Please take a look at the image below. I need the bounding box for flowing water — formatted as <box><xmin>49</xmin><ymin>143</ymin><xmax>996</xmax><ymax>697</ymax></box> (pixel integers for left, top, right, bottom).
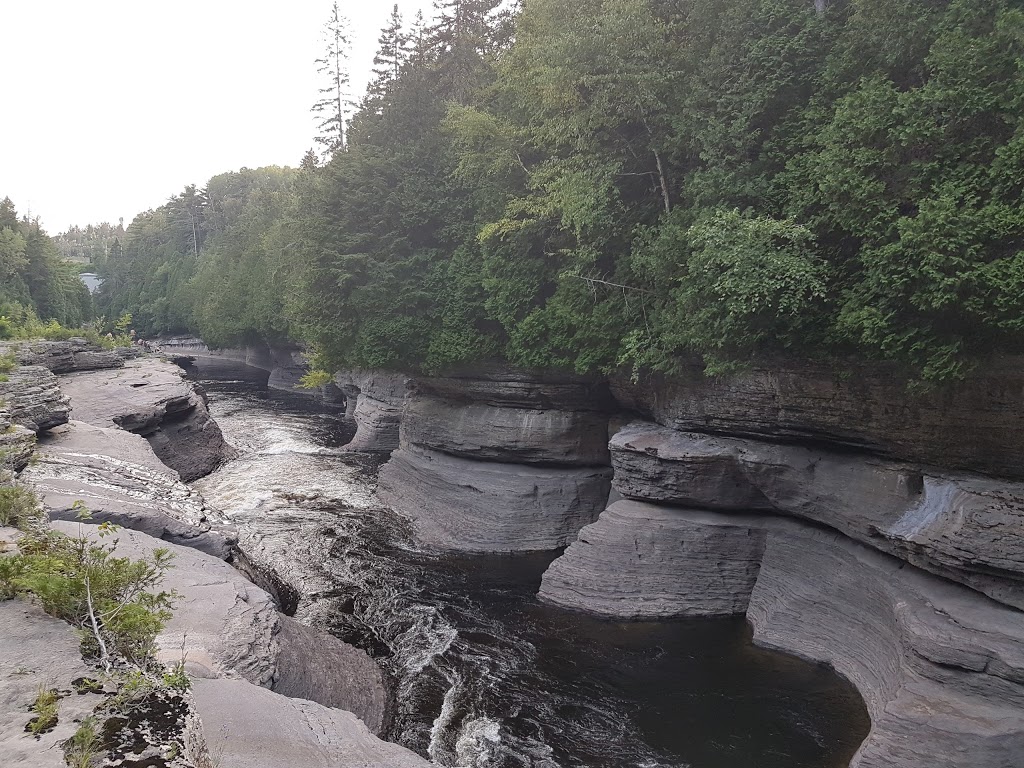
<box><xmin>183</xmin><ymin>359</ymin><xmax>869</xmax><ymax>768</ymax></box>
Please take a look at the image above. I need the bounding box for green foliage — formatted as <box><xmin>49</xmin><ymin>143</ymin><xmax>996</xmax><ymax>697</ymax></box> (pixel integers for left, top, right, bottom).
<box><xmin>95</xmin><ymin>0</ymin><xmax>1024</xmax><ymax>382</ymax></box>
<box><xmin>9</xmin><ymin>522</ymin><xmax>175</xmax><ymax>668</ymax></box>
<box><xmin>297</xmin><ymin>370</ymin><xmax>333</xmax><ymax>389</ymax></box>
<box><xmin>63</xmin><ymin>716</ymin><xmax>100</xmax><ymax>768</ymax></box>
<box><xmin>0</xmin><ymin>485</ymin><xmax>43</xmax><ymax>529</ymax></box>
<box><xmin>27</xmin><ymin>686</ymin><xmax>59</xmax><ymax>735</ymax></box>
<box><xmin>0</xmin><ymin>352</ymin><xmax>16</xmax><ymax>374</ymax></box>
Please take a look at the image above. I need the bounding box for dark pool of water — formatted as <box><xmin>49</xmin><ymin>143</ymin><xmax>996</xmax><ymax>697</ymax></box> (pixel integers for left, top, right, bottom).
<box><xmin>182</xmin><ymin>358</ymin><xmax>870</xmax><ymax>768</ymax></box>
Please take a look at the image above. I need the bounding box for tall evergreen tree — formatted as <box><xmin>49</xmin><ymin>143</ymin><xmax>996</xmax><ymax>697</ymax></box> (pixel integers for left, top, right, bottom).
<box><xmin>312</xmin><ymin>2</ymin><xmax>352</xmax><ymax>158</ymax></box>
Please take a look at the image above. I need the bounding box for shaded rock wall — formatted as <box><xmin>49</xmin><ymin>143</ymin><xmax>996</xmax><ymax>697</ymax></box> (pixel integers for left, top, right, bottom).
<box><xmin>378</xmin><ymin>370</ymin><xmax>614</xmax><ymax>551</ymax></box>
<box><xmin>57</xmin><ymin>357</ymin><xmax>234</xmax><ymax>481</ymax></box>
<box><xmin>0</xmin><ymin>338</ymin><xmax>137</xmax><ymax>374</ymax></box>
<box><xmin>334</xmin><ymin>370</ymin><xmax>411</xmax><ymax>452</ymax></box>
<box><xmin>610</xmin><ymin>422</ymin><xmax>1024</xmax><ymax>610</ymax></box>
<box><xmin>539</xmin><ymin>502</ymin><xmax>1024</xmax><ymax>768</ymax></box>
<box><xmin>0</xmin><ymin>364</ymin><xmax>70</xmax><ymax>431</ymax></box>
<box><xmin>611</xmin><ymin>358</ymin><xmax>1024</xmax><ymax>479</ymax></box>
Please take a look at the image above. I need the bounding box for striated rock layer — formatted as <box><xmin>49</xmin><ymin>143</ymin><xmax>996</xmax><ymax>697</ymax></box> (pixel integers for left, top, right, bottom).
<box><xmin>540</xmin><ymin>502</ymin><xmax>1024</xmax><ymax>768</ymax></box>
<box><xmin>0</xmin><ymin>364</ymin><xmax>70</xmax><ymax>431</ymax></box>
<box><xmin>334</xmin><ymin>370</ymin><xmax>411</xmax><ymax>452</ymax></box>
<box><xmin>610</xmin><ymin>422</ymin><xmax>1024</xmax><ymax>610</ymax></box>
<box><xmin>379</xmin><ymin>444</ymin><xmax>612</xmax><ymax>551</ymax></box>
<box><xmin>379</xmin><ymin>369</ymin><xmax>614</xmax><ymax>551</ymax></box>
<box><xmin>0</xmin><ymin>338</ymin><xmax>137</xmax><ymax>374</ymax></box>
<box><xmin>611</xmin><ymin>358</ymin><xmax>1024</xmax><ymax>479</ymax></box>
<box><xmin>58</xmin><ymin>357</ymin><xmax>235</xmax><ymax>481</ymax></box>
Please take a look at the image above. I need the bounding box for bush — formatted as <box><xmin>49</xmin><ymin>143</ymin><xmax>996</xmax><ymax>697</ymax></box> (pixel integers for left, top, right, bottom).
<box><xmin>0</xmin><ymin>485</ymin><xmax>42</xmax><ymax>529</ymax></box>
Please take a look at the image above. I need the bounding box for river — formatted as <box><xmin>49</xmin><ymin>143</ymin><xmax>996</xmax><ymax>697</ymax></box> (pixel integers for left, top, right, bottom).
<box><xmin>183</xmin><ymin>359</ymin><xmax>869</xmax><ymax>768</ymax></box>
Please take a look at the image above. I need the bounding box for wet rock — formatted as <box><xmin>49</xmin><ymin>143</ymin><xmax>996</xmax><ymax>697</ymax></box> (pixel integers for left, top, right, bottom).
<box><xmin>334</xmin><ymin>371</ymin><xmax>410</xmax><ymax>453</ymax></box>
<box><xmin>189</xmin><ymin>678</ymin><xmax>429</xmax><ymax>768</ymax></box>
<box><xmin>57</xmin><ymin>358</ymin><xmax>235</xmax><ymax>481</ymax></box>
<box><xmin>378</xmin><ymin>445</ymin><xmax>612</xmax><ymax>552</ymax></box>
<box><xmin>539</xmin><ymin>504</ymin><xmax>1024</xmax><ymax>768</ymax></box>
<box><xmin>610</xmin><ymin>422</ymin><xmax>1024</xmax><ymax>609</ymax></box>
<box><xmin>0</xmin><ymin>597</ymin><xmax>106</xmax><ymax>767</ymax></box>
<box><xmin>0</xmin><ymin>364</ymin><xmax>70</xmax><ymax>432</ymax></box>
<box><xmin>611</xmin><ymin>357</ymin><xmax>1024</xmax><ymax>480</ymax></box>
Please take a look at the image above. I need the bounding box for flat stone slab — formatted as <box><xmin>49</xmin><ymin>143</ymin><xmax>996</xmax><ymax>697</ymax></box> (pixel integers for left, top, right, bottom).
<box><xmin>191</xmin><ymin>678</ymin><xmax>429</xmax><ymax>768</ymax></box>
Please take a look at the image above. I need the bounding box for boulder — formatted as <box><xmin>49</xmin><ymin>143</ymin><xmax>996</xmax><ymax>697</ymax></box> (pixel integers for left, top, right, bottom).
<box><xmin>611</xmin><ymin>357</ymin><xmax>1024</xmax><ymax>479</ymax></box>
<box><xmin>57</xmin><ymin>358</ymin><xmax>235</xmax><ymax>481</ymax></box>
<box><xmin>539</xmin><ymin>503</ymin><xmax>1024</xmax><ymax>768</ymax></box>
<box><xmin>378</xmin><ymin>445</ymin><xmax>612</xmax><ymax>551</ymax></box>
<box><xmin>610</xmin><ymin>422</ymin><xmax>1024</xmax><ymax>609</ymax></box>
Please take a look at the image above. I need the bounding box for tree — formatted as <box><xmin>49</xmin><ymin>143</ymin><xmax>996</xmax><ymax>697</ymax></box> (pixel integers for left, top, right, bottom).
<box><xmin>312</xmin><ymin>2</ymin><xmax>353</xmax><ymax>158</ymax></box>
<box><xmin>365</xmin><ymin>4</ymin><xmax>409</xmax><ymax>108</ymax></box>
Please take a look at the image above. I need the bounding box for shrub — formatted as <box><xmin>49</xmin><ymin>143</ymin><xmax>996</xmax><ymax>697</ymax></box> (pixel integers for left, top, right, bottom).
<box><xmin>0</xmin><ymin>485</ymin><xmax>42</xmax><ymax>529</ymax></box>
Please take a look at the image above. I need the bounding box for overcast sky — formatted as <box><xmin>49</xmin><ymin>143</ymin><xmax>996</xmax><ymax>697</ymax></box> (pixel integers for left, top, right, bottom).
<box><xmin>1</xmin><ymin>0</ymin><xmax>436</xmax><ymax>233</ymax></box>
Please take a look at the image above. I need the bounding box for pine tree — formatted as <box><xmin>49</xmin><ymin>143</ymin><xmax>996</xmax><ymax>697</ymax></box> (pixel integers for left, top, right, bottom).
<box><xmin>366</xmin><ymin>4</ymin><xmax>409</xmax><ymax>106</ymax></box>
<box><xmin>426</xmin><ymin>0</ymin><xmax>502</xmax><ymax>104</ymax></box>
<box><xmin>312</xmin><ymin>2</ymin><xmax>352</xmax><ymax>158</ymax></box>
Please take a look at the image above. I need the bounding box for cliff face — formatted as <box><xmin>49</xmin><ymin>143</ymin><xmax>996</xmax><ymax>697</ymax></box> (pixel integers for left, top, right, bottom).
<box><xmin>377</xmin><ymin>369</ymin><xmax>613</xmax><ymax>551</ymax></box>
<box><xmin>367</xmin><ymin>360</ymin><xmax>1024</xmax><ymax>768</ymax></box>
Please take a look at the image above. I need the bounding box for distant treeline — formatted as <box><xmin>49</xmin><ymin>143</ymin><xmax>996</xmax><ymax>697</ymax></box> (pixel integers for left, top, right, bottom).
<box><xmin>0</xmin><ymin>197</ymin><xmax>93</xmax><ymax>332</ymax></box>
<box><xmin>96</xmin><ymin>0</ymin><xmax>1024</xmax><ymax>382</ymax></box>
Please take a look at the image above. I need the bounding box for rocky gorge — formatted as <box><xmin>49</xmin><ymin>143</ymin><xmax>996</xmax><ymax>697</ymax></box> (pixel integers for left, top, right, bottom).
<box><xmin>0</xmin><ymin>340</ymin><xmax>430</xmax><ymax>768</ymax></box>
<box><xmin>6</xmin><ymin>336</ymin><xmax>1022</xmax><ymax>767</ymax></box>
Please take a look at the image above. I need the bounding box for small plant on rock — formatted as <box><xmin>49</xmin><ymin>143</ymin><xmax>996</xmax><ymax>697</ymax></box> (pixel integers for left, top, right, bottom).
<box><xmin>0</xmin><ymin>485</ymin><xmax>44</xmax><ymax>529</ymax></box>
<box><xmin>26</xmin><ymin>686</ymin><xmax>59</xmax><ymax>735</ymax></box>
<box><xmin>63</xmin><ymin>716</ymin><xmax>101</xmax><ymax>768</ymax></box>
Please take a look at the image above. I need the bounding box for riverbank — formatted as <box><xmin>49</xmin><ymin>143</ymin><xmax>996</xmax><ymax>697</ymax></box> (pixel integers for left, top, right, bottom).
<box><xmin>0</xmin><ymin>342</ymin><xmax>429</xmax><ymax>767</ymax></box>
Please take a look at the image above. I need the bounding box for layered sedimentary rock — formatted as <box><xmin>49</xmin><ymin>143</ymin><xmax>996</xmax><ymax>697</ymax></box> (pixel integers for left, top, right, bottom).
<box><xmin>58</xmin><ymin>357</ymin><xmax>234</xmax><ymax>481</ymax></box>
<box><xmin>612</xmin><ymin>358</ymin><xmax>1024</xmax><ymax>479</ymax></box>
<box><xmin>25</xmin><ymin>420</ymin><xmax>234</xmax><ymax>559</ymax></box>
<box><xmin>610</xmin><ymin>422</ymin><xmax>1024</xmax><ymax>609</ymax></box>
<box><xmin>540</xmin><ymin>503</ymin><xmax>1024</xmax><ymax>768</ymax></box>
<box><xmin>334</xmin><ymin>370</ymin><xmax>411</xmax><ymax>452</ymax></box>
<box><xmin>0</xmin><ymin>364</ymin><xmax>70</xmax><ymax>431</ymax></box>
<box><xmin>0</xmin><ymin>338</ymin><xmax>136</xmax><ymax>374</ymax></box>
<box><xmin>0</xmin><ymin>402</ymin><xmax>36</xmax><ymax>472</ymax></box>
<box><xmin>379</xmin><ymin>370</ymin><xmax>614</xmax><ymax>551</ymax></box>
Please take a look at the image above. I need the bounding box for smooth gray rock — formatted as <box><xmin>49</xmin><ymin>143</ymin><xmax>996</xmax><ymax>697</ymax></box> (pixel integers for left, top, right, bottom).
<box><xmin>0</xmin><ymin>364</ymin><xmax>70</xmax><ymax>431</ymax></box>
<box><xmin>0</xmin><ymin>597</ymin><xmax>106</xmax><ymax>767</ymax></box>
<box><xmin>611</xmin><ymin>357</ymin><xmax>1024</xmax><ymax>479</ymax></box>
<box><xmin>610</xmin><ymin>422</ymin><xmax>1024</xmax><ymax>609</ymax></box>
<box><xmin>378</xmin><ymin>445</ymin><xmax>612</xmax><ymax>551</ymax></box>
<box><xmin>334</xmin><ymin>371</ymin><xmax>410</xmax><ymax>453</ymax></box>
<box><xmin>58</xmin><ymin>358</ymin><xmax>235</xmax><ymax>481</ymax></box>
<box><xmin>539</xmin><ymin>501</ymin><xmax>766</xmax><ymax>618</ymax></box>
<box><xmin>401</xmin><ymin>393</ymin><xmax>610</xmax><ymax>466</ymax></box>
<box><xmin>26</xmin><ymin>421</ymin><xmax>234</xmax><ymax>560</ymax></box>
<box><xmin>190</xmin><ymin>678</ymin><xmax>430</xmax><ymax>768</ymax></box>
<box><xmin>540</xmin><ymin>504</ymin><xmax>1024</xmax><ymax>768</ymax></box>
<box><xmin>49</xmin><ymin>521</ymin><xmax>387</xmax><ymax>730</ymax></box>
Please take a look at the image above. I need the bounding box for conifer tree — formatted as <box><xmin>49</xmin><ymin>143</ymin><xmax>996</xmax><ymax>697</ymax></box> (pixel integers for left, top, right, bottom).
<box><xmin>312</xmin><ymin>2</ymin><xmax>352</xmax><ymax>158</ymax></box>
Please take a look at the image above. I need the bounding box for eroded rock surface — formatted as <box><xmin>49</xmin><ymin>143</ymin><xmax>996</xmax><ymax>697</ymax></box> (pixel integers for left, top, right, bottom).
<box><xmin>0</xmin><ymin>403</ymin><xmax>36</xmax><ymax>472</ymax></box>
<box><xmin>540</xmin><ymin>504</ymin><xmax>1024</xmax><ymax>768</ymax></box>
<box><xmin>0</xmin><ymin>338</ymin><xmax>135</xmax><ymax>374</ymax></box>
<box><xmin>610</xmin><ymin>422</ymin><xmax>1024</xmax><ymax>609</ymax></box>
<box><xmin>190</xmin><ymin>679</ymin><xmax>429</xmax><ymax>768</ymax></box>
<box><xmin>50</xmin><ymin>521</ymin><xmax>387</xmax><ymax>732</ymax></box>
<box><xmin>0</xmin><ymin>364</ymin><xmax>70</xmax><ymax>432</ymax></box>
<box><xmin>0</xmin><ymin>597</ymin><xmax>106</xmax><ymax>767</ymax></box>
<box><xmin>334</xmin><ymin>371</ymin><xmax>410</xmax><ymax>453</ymax></box>
<box><xmin>58</xmin><ymin>358</ymin><xmax>234</xmax><ymax>481</ymax></box>
<box><xmin>379</xmin><ymin>444</ymin><xmax>612</xmax><ymax>551</ymax></box>
<box><xmin>25</xmin><ymin>421</ymin><xmax>233</xmax><ymax>559</ymax></box>
<box><xmin>612</xmin><ymin>358</ymin><xmax>1024</xmax><ymax>479</ymax></box>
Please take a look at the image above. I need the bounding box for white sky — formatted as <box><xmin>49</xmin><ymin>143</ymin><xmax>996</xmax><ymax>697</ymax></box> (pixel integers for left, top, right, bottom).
<box><xmin>1</xmin><ymin>0</ymin><xmax>436</xmax><ymax>233</ymax></box>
